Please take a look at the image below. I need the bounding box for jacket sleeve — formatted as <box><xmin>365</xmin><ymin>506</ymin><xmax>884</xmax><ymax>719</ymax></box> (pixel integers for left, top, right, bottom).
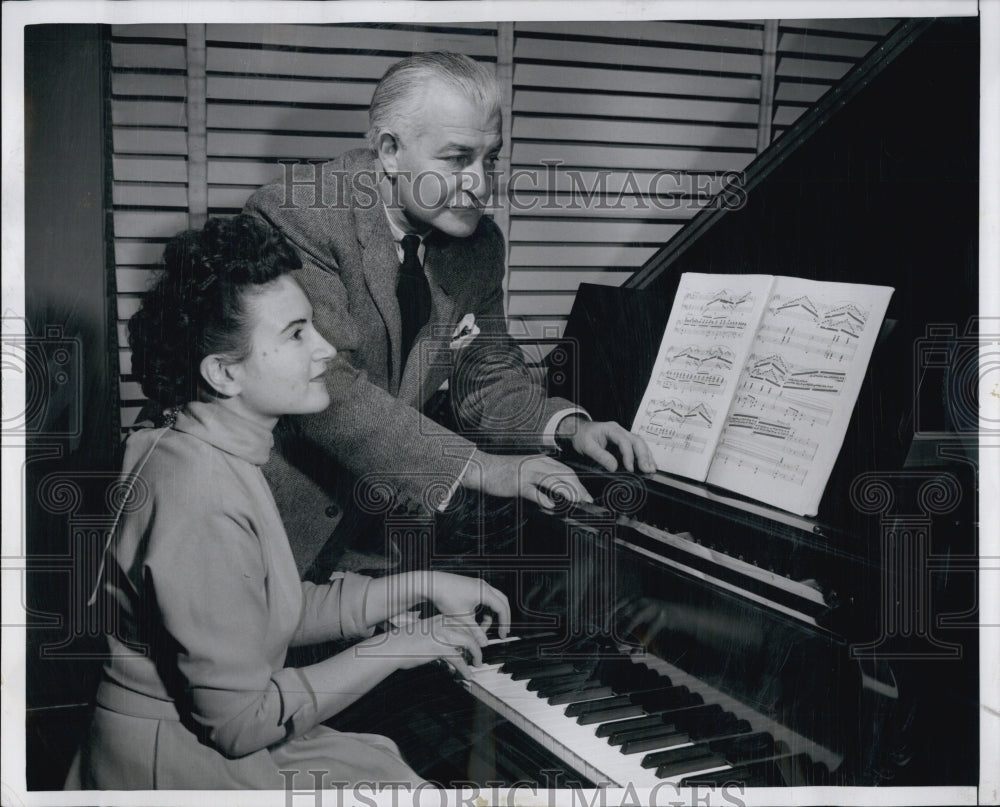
<box><xmin>449</xmin><ymin>218</ymin><xmax>582</xmax><ymax>450</ymax></box>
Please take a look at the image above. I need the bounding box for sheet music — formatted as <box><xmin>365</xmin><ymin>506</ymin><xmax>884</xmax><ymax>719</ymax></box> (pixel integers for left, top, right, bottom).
<box><xmin>632</xmin><ymin>273</ymin><xmax>893</xmax><ymax>517</ymax></box>
<box><xmin>705</xmin><ymin>276</ymin><xmax>893</xmax><ymax>515</ymax></box>
<box><xmin>631</xmin><ymin>274</ymin><xmax>774</xmax><ymax>481</ymax></box>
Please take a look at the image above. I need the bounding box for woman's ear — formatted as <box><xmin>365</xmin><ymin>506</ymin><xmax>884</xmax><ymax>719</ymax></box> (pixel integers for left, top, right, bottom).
<box><xmin>375</xmin><ymin>130</ymin><xmax>401</xmax><ymax>175</ymax></box>
<box><xmin>199</xmin><ymin>354</ymin><xmax>242</xmax><ymax>398</ymax></box>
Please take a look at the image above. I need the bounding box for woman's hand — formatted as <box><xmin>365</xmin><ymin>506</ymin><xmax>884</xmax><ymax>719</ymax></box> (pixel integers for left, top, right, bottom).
<box><xmin>424</xmin><ymin>571</ymin><xmax>511</xmax><ymax>640</ymax></box>
<box><xmin>366</xmin><ymin>613</ymin><xmax>488</xmax><ymax>678</ymax></box>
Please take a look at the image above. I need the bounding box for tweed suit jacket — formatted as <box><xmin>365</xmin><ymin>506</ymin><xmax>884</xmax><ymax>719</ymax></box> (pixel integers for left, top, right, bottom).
<box><xmin>245</xmin><ymin>150</ymin><xmax>574</xmax><ymax>573</ymax></box>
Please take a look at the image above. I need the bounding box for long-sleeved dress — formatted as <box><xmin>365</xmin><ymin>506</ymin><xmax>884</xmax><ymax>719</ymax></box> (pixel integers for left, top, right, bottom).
<box><xmin>65</xmin><ymin>401</ymin><xmax>423</xmax><ymax>789</ymax></box>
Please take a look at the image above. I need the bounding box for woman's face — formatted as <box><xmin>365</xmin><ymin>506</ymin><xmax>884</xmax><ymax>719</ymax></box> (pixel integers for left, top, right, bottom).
<box><xmin>229</xmin><ymin>275</ymin><xmax>336</xmax><ymax>427</ymax></box>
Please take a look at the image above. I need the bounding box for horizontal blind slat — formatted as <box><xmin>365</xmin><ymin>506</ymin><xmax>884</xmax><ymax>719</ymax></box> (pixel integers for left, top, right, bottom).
<box><xmin>207</xmin><ymin>104</ymin><xmax>369</xmax><ymax>134</ymax></box>
<box><xmin>207</xmin><ymin>74</ymin><xmax>375</xmax><ymax>105</ymax></box>
<box><xmin>777</xmin><ymin>31</ymin><xmax>879</xmax><ymax>59</ymax></box>
<box><xmin>508</xmin><ymin>293</ymin><xmax>578</xmax><ymax>317</ymax></box>
<box><xmin>509</xmin><ymin>245</ymin><xmax>659</xmax><ymax>268</ymax></box>
<box><xmin>111</xmin><ymin>24</ymin><xmax>187</xmax><ymax>39</ymax></box>
<box><xmin>116</xmin><ymin>267</ymin><xmax>160</xmax><ymax>293</ymax></box>
<box><xmin>112</xmin><ymin>72</ymin><xmax>187</xmax><ymax>97</ymax></box>
<box><xmin>776</xmin><ymin>56</ymin><xmax>852</xmax><ymax>81</ymax></box>
<box><xmin>777</xmin><ymin>18</ymin><xmax>899</xmax><ymax>37</ymax></box>
<box><xmin>114</xmin><ymin>211</ymin><xmax>190</xmax><ymax>237</ymax></box>
<box><xmin>513</xmin><ymin>117</ymin><xmax>757</xmax><ymax>149</ymax></box>
<box><xmin>206</xmin><ymin>23</ymin><xmax>497</xmax><ymax>56</ymax></box>
<box><xmin>512</xmin><ymin>143</ymin><xmax>754</xmax><ymax>172</ymax></box>
<box><xmin>113</xmin><ymin>128</ymin><xmax>188</xmax><ymax>155</ymax></box>
<box><xmin>206</xmin><ymin>132</ymin><xmax>365</xmax><ymax>159</ymax></box>
<box><xmin>514</xmin><ymin>38</ymin><xmax>762</xmax><ymax>76</ymax></box>
<box><xmin>515</xmin><ymin>21</ymin><xmax>763</xmax><ymax>51</ymax></box>
<box><xmin>113</xmin><ymin>100</ymin><xmax>187</xmax><ymax>127</ymax></box>
<box><xmin>514</xmin><ymin>63</ymin><xmax>761</xmax><ymax>99</ymax></box>
<box><xmin>508</xmin><ymin>270</ymin><xmax>634</xmax><ymax>291</ymax></box>
<box><xmin>111</xmin><ymin>42</ymin><xmax>186</xmax><ymax>70</ymax></box>
<box><xmin>506</xmin><ymin>168</ymin><xmax>732</xmax><ymax>195</ymax></box>
<box><xmin>208</xmin><ymin>49</ymin><xmax>404</xmax><ymax>78</ymax></box>
<box><xmin>115</xmin><ymin>241</ymin><xmax>168</xmax><ymax>266</ymax></box>
<box><xmin>113</xmin><ymin>155</ymin><xmax>188</xmax><ymax>183</ymax></box>
<box><xmin>510</xmin><ymin>220</ymin><xmax>683</xmax><ymax>243</ymax></box>
<box><xmin>513</xmin><ymin>90</ymin><xmax>759</xmax><ymax>124</ymax></box>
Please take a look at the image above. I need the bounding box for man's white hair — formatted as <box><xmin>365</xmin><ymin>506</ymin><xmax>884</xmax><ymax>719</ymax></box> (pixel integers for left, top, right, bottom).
<box><xmin>367</xmin><ymin>51</ymin><xmax>502</xmax><ymax>149</ymax></box>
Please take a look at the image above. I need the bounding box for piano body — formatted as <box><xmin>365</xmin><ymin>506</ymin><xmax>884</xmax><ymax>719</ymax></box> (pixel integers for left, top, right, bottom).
<box><xmin>328</xmin><ymin>17</ymin><xmax>980</xmax><ymax>789</ymax></box>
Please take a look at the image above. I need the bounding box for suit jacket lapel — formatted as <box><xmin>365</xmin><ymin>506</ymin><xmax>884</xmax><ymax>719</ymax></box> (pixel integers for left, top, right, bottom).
<box><xmin>355</xmin><ymin>193</ymin><xmax>404</xmax><ymax>392</ymax></box>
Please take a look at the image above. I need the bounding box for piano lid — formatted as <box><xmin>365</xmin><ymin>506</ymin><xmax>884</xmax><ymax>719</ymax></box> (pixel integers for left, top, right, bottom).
<box><xmin>550</xmin><ymin>17</ymin><xmax>979</xmax><ymax>532</ymax></box>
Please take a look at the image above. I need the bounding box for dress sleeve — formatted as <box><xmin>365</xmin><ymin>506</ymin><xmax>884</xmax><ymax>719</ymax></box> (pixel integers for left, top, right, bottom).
<box><xmin>143</xmin><ymin>469</ymin><xmax>328</xmax><ymax>758</ymax></box>
<box><xmin>292</xmin><ymin>572</ymin><xmax>374</xmax><ymax>646</ymax></box>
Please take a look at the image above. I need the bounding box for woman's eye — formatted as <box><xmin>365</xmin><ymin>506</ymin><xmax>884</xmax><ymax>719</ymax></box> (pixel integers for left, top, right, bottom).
<box><xmin>292</xmin><ymin>328</ymin><xmax>304</xmax><ymax>341</ymax></box>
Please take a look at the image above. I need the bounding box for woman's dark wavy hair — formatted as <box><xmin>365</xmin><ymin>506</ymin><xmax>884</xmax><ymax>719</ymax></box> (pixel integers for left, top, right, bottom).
<box><xmin>128</xmin><ymin>215</ymin><xmax>301</xmax><ymax>408</ymax></box>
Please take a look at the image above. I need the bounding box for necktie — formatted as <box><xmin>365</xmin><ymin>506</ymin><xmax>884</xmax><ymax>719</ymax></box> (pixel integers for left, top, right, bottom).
<box><xmin>396</xmin><ymin>233</ymin><xmax>432</xmax><ymax>362</ymax></box>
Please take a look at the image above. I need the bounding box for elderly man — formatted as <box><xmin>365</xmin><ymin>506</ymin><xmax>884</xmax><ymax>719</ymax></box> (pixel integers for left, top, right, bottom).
<box><xmin>246</xmin><ymin>52</ymin><xmax>653</xmax><ymax>578</ymax></box>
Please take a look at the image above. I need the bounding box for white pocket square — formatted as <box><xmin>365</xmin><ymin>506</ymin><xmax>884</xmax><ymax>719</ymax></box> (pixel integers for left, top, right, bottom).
<box><xmin>449</xmin><ymin>313</ymin><xmax>480</xmax><ymax>350</ymax></box>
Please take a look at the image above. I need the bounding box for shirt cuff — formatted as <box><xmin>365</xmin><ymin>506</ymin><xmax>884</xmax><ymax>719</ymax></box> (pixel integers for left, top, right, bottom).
<box><xmin>437</xmin><ymin>453</ymin><xmax>476</xmax><ymax>511</ymax></box>
<box><xmin>542</xmin><ymin>407</ymin><xmax>591</xmax><ymax>449</ymax></box>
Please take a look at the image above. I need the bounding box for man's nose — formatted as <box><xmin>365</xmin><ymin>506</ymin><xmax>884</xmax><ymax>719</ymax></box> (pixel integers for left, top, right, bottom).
<box><xmin>459</xmin><ymin>162</ymin><xmax>492</xmax><ymax>202</ymax></box>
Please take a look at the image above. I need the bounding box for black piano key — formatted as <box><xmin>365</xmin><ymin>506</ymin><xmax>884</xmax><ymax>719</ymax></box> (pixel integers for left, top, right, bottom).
<box><xmin>608</xmin><ymin>722</ymin><xmax>679</xmax><ymax>747</ymax></box>
<box><xmin>528</xmin><ymin>671</ymin><xmax>588</xmax><ymax>693</ymax></box>
<box><xmin>679</xmin><ymin>753</ymin><xmax>814</xmax><ymax>787</ymax></box>
<box><xmin>596</xmin><ymin>713</ymin><xmax>666</xmax><ymax>739</ymax></box>
<box><xmin>621</xmin><ymin>730</ymin><xmax>690</xmax><ymax>754</ymax></box>
<box><xmin>507</xmin><ymin>661</ymin><xmax>578</xmax><ymax>681</ymax></box>
<box><xmin>637</xmin><ymin>706</ymin><xmax>735</xmax><ymax>766</ymax></box>
<box><xmin>646</xmin><ymin>745</ymin><xmax>728</xmax><ymax>778</ymax></box>
<box><xmin>630</xmin><ymin>685</ymin><xmax>698</xmax><ymax>713</ymax></box>
<box><xmin>577</xmin><ymin>704</ymin><xmax>647</xmax><ymax>725</ymax></box>
<box><xmin>642</xmin><ymin>731</ymin><xmax>776</xmax><ymax>773</ymax></box>
<box><xmin>565</xmin><ymin>694</ymin><xmax>632</xmax><ymax>717</ymax></box>
<box><xmin>547</xmin><ymin>684</ymin><xmax>614</xmax><ymax>705</ymax></box>
<box><xmin>482</xmin><ymin>635</ymin><xmax>560</xmax><ymax>665</ymax></box>
<box><xmin>598</xmin><ymin>662</ymin><xmax>663</xmax><ymax>692</ymax></box>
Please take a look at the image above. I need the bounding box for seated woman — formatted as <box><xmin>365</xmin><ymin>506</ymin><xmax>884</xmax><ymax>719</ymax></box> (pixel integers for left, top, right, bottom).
<box><xmin>66</xmin><ymin>215</ymin><xmax>509</xmax><ymax>790</ymax></box>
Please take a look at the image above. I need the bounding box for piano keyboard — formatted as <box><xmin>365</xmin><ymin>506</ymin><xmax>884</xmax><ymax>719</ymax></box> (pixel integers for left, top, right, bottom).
<box><xmin>462</xmin><ymin>635</ymin><xmax>838</xmax><ymax>788</ymax></box>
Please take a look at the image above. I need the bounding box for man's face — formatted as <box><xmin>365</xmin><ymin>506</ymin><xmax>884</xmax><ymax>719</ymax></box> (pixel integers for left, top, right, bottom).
<box><xmin>379</xmin><ymin>81</ymin><xmax>502</xmax><ymax>239</ymax></box>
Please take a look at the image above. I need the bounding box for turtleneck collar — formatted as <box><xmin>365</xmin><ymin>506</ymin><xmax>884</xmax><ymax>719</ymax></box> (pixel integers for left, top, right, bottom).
<box><xmin>172</xmin><ymin>400</ymin><xmax>274</xmax><ymax>466</ymax></box>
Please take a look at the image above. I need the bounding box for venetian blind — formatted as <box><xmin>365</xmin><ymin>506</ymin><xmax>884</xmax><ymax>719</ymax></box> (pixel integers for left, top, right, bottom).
<box><xmin>109</xmin><ymin>19</ymin><xmax>898</xmax><ymax>431</ymax></box>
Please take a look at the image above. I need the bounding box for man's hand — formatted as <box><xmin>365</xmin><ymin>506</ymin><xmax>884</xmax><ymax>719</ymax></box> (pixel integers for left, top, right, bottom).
<box><xmin>465</xmin><ymin>451</ymin><xmax>595</xmax><ymax>509</ymax></box>
<box><xmin>558</xmin><ymin>417</ymin><xmax>657</xmax><ymax>474</ymax></box>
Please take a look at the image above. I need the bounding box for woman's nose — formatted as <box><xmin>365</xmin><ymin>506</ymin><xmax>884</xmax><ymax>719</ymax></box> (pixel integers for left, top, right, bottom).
<box><xmin>314</xmin><ymin>333</ymin><xmax>336</xmax><ymax>361</ymax></box>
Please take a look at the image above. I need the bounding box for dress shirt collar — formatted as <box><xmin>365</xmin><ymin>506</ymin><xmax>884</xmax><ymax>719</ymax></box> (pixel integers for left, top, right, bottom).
<box><xmin>173</xmin><ymin>400</ymin><xmax>274</xmax><ymax>466</ymax></box>
<box><xmin>382</xmin><ymin>201</ymin><xmax>431</xmax><ymax>265</ymax></box>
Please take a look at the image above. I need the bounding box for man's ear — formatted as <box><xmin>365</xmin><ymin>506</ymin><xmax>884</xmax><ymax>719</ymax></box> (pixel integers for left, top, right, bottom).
<box><xmin>375</xmin><ymin>130</ymin><xmax>401</xmax><ymax>175</ymax></box>
<box><xmin>200</xmin><ymin>354</ymin><xmax>242</xmax><ymax>398</ymax></box>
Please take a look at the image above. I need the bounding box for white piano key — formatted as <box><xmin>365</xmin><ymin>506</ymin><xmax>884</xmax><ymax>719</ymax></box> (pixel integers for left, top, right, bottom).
<box><xmin>463</xmin><ymin>638</ymin><xmax>745</xmax><ymax>790</ymax></box>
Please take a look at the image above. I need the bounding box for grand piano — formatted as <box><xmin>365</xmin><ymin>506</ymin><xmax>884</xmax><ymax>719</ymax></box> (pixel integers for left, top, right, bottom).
<box><xmin>328</xmin><ymin>17</ymin><xmax>980</xmax><ymax>789</ymax></box>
